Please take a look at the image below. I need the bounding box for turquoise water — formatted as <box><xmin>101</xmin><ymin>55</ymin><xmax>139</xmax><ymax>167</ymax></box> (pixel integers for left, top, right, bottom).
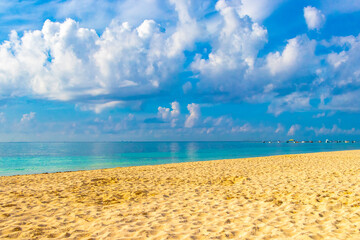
<box><xmin>0</xmin><ymin>142</ymin><xmax>359</xmax><ymax>176</ymax></box>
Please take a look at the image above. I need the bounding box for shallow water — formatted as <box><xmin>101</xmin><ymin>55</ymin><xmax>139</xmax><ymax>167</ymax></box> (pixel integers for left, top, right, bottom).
<box><xmin>0</xmin><ymin>141</ymin><xmax>359</xmax><ymax>176</ymax></box>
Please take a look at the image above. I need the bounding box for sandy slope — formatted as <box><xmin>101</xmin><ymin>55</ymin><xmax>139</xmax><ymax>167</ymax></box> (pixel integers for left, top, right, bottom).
<box><xmin>1</xmin><ymin>150</ymin><xmax>360</xmax><ymax>239</ymax></box>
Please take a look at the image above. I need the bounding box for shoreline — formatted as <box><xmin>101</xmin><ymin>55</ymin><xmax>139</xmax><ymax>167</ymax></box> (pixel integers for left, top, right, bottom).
<box><xmin>2</xmin><ymin>148</ymin><xmax>360</xmax><ymax>178</ymax></box>
<box><xmin>1</xmin><ymin>150</ymin><xmax>360</xmax><ymax>239</ymax></box>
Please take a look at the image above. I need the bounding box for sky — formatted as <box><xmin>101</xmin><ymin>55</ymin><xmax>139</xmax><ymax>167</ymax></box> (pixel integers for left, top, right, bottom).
<box><xmin>0</xmin><ymin>0</ymin><xmax>360</xmax><ymax>141</ymax></box>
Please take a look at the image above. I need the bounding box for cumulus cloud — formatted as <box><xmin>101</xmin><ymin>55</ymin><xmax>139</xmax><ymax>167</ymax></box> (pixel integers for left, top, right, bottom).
<box><xmin>327</xmin><ymin>51</ymin><xmax>348</xmax><ymax>69</ymax></box>
<box><xmin>268</xmin><ymin>92</ymin><xmax>311</xmax><ymax>116</ymax></box>
<box><xmin>318</xmin><ymin>35</ymin><xmax>360</xmax><ymax>112</ymax></box>
<box><xmin>158</xmin><ymin>101</ymin><xmax>180</xmax><ymax>127</ymax></box>
<box><xmin>266</xmin><ymin>35</ymin><xmax>317</xmax><ymax>77</ymax></box>
<box><xmin>287</xmin><ymin>124</ymin><xmax>300</xmax><ymax>136</ymax></box>
<box><xmin>21</xmin><ymin>112</ymin><xmax>36</xmax><ymax>123</ymax></box>
<box><xmin>185</xmin><ymin>103</ymin><xmax>200</xmax><ymax>128</ymax></box>
<box><xmin>0</xmin><ymin>1</ymin><xmax>273</xmax><ymax>114</ymax></box>
<box><xmin>192</xmin><ymin>0</ymin><xmax>268</xmax><ymax>99</ymax></box>
<box><xmin>237</xmin><ymin>0</ymin><xmax>286</xmax><ymax>22</ymax></box>
<box><xmin>304</xmin><ymin>6</ymin><xmax>326</xmax><ymax>30</ymax></box>
<box><xmin>170</xmin><ymin>101</ymin><xmax>180</xmax><ymax>118</ymax></box>
<box><xmin>158</xmin><ymin>101</ymin><xmax>180</xmax><ymax>119</ymax></box>
<box><xmin>0</xmin><ymin>8</ymin><xmax>191</xmax><ymax>106</ymax></box>
<box><xmin>189</xmin><ymin>4</ymin><xmax>320</xmax><ymax>114</ymax></box>
<box><xmin>0</xmin><ymin>0</ymin><xmax>360</xmax><ymax>120</ymax></box>
<box><xmin>167</xmin><ymin>0</ymin><xmax>200</xmax><ymax>57</ymax></box>
<box><xmin>320</xmin><ymin>91</ymin><xmax>360</xmax><ymax>112</ymax></box>
<box><xmin>157</xmin><ymin>106</ymin><xmax>171</xmax><ymax>120</ymax></box>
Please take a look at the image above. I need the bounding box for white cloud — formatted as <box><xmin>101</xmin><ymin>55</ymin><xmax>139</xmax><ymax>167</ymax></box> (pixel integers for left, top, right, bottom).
<box><xmin>0</xmin><ymin>12</ymin><xmax>189</xmax><ymax>106</ymax></box>
<box><xmin>237</xmin><ymin>0</ymin><xmax>286</xmax><ymax>22</ymax></box>
<box><xmin>0</xmin><ymin>0</ymin><xmax>360</xmax><ymax>119</ymax></box>
<box><xmin>304</xmin><ymin>6</ymin><xmax>326</xmax><ymax>30</ymax></box>
<box><xmin>136</xmin><ymin>19</ymin><xmax>158</xmax><ymax>39</ymax></box>
<box><xmin>77</xmin><ymin>101</ymin><xmax>130</xmax><ymax>114</ymax></box>
<box><xmin>287</xmin><ymin>124</ymin><xmax>300</xmax><ymax>136</ymax></box>
<box><xmin>170</xmin><ymin>101</ymin><xmax>180</xmax><ymax>118</ymax></box>
<box><xmin>317</xmin><ymin>35</ymin><xmax>360</xmax><ymax>112</ymax></box>
<box><xmin>326</xmin><ymin>35</ymin><xmax>360</xmax><ymax>83</ymax></box>
<box><xmin>185</xmin><ymin>103</ymin><xmax>200</xmax><ymax>128</ymax></box>
<box><xmin>166</xmin><ymin>0</ymin><xmax>200</xmax><ymax>57</ymax></box>
<box><xmin>158</xmin><ymin>106</ymin><xmax>170</xmax><ymax>120</ymax></box>
<box><xmin>320</xmin><ymin>91</ymin><xmax>360</xmax><ymax>112</ymax></box>
<box><xmin>266</xmin><ymin>35</ymin><xmax>317</xmax><ymax>77</ymax></box>
<box><xmin>158</xmin><ymin>101</ymin><xmax>180</xmax><ymax>127</ymax></box>
<box><xmin>327</xmin><ymin>51</ymin><xmax>348</xmax><ymax>69</ymax></box>
<box><xmin>21</xmin><ymin>112</ymin><xmax>36</xmax><ymax>123</ymax></box>
<box><xmin>268</xmin><ymin>92</ymin><xmax>311</xmax><ymax>116</ymax></box>
<box><xmin>192</xmin><ymin>0</ymin><xmax>268</xmax><ymax>97</ymax></box>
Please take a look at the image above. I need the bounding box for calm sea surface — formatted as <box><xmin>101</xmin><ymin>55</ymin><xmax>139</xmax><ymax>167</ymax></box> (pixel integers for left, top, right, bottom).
<box><xmin>0</xmin><ymin>141</ymin><xmax>359</xmax><ymax>176</ymax></box>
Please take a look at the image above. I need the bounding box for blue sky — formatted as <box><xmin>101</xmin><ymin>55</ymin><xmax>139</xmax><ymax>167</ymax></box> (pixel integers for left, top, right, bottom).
<box><xmin>1</xmin><ymin>0</ymin><xmax>360</xmax><ymax>141</ymax></box>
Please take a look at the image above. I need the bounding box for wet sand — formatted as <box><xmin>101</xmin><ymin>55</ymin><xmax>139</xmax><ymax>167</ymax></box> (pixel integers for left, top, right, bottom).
<box><xmin>1</xmin><ymin>150</ymin><xmax>360</xmax><ymax>239</ymax></box>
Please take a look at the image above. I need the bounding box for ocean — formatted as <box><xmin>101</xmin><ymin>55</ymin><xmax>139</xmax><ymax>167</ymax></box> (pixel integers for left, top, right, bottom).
<box><xmin>0</xmin><ymin>141</ymin><xmax>359</xmax><ymax>176</ymax></box>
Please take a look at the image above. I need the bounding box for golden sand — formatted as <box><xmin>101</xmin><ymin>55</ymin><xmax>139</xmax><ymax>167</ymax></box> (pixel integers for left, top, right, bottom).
<box><xmin>1</xmin><ymin>150</ymin><xmax>360</xmax><ymax>239</ymax></box>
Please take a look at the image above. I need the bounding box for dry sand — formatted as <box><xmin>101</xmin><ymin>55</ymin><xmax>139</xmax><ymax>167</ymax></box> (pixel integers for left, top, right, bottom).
<box><xmin>1</xmin><ymin>150</ymin><xmax>360</xmax><ymax>239</ymax></box>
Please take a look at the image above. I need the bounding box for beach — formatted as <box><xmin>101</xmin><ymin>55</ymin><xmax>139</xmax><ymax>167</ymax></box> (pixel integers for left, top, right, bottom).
<box><xmin>1</xmin><ymin>150</ymin><xmax>360</xmax><ymax>239</ymax></box>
